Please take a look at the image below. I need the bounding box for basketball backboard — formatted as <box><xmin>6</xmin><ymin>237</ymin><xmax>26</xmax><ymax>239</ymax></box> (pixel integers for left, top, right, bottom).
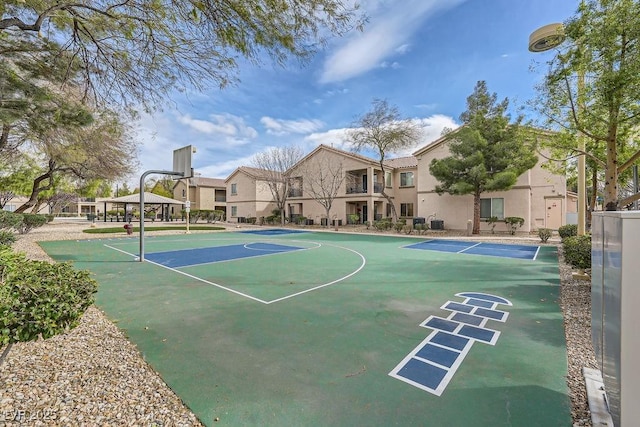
<box><xmin>173</xmin><ymin>145</ymin><xmax>195</xmax><ymax>179</ymax></box>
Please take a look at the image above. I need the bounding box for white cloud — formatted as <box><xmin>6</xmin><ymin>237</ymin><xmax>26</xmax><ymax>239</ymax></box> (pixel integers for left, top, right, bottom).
<box><xmin>196</xmin><ymin>153</ymin><xmax>257</xmax><ymax>179</ymax></box>
<box><xmin>403</xmin><ymin>114</ymin><xmax>459</xmax><ymax>155</ymax></box>
<box><xmin>380</xmin><ymin>61</ymin><xmax>401</xmax><ymax>69</ymax></box>
<box><xmin>415</xmin><ymin>103</ymin><xmax>439</xmax><ymax>111</ymax></box>
<box><xmin>304</xmin><ymin>128</ymin><xmax>352</xmax><ymax>151</ymax></box>
<box><xmin>260</xmin><ymin>117</ymin><xmax>325</xmax><ymax>135</ymax></box>
<box><xmin>302</xmin><ymin>113</ymin><xmax>458</xmax><ymax>157</ymax></box>
<box><xmin>395</xmin><ymin>44</ymin><xmax>411</xmax><ymax>54</ymax></box>
<box><xmin>178</xmin><ymin>113</ymin><xmax>258</xmax><ymax>139</ymax></box>
<box><xmin>320</xmin><ymin>0</ymin><xmax>466</xmax><ymax>83</ymax></box>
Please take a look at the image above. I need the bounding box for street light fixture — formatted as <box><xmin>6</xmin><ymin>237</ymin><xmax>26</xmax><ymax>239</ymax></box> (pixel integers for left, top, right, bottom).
<box><xmin>529</xmin><ymin>23</ymin><xmax>586</xmax><ymax>236</ymax></box>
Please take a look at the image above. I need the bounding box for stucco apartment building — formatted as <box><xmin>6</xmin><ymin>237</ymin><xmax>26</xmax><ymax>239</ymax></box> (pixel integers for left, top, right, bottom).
<box><xmin>223</xmin><ymin>166</ymin><xmax>281</xmax><ymax>221</ymax></box>
<box><xmin>413</xmin><ymin>133</ymin><xmax>568</xmax><ymax>233</ymax></box>
<box><xmin>221</xmin><ymin>139</ymin><xmax>567</xmax><ymax>232</ymax></box>
<box><xmin>6</xmin><ymin>135</ymin><xmax>566</xmax><ymax>233</ymax></box>
<box><xmin>172</xmin><ymin>177</ymin><xmax>227</xmax><ymax>216</ymax></box>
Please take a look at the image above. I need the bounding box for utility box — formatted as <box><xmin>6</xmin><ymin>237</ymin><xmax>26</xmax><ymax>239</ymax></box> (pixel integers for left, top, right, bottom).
<box><xmin>591</xmin><ymin>211</ymin><xmax>640</xmax><ymax>426</ymax></box>
<box><xmin>413</xmin><ymin>217</ymin><xmax>425</xmax><ymax>226</ymax></box>
<box><xmin>430</xmin><ymin>219</ymin><xmax>444</xmax><ymax>230</ymax></box>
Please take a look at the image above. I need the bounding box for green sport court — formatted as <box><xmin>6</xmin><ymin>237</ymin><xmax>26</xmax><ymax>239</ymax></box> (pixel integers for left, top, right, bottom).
<box><xmin>40</xmin><ymin>229</ymin><xmax>571</xmax><ymax>426</ymax></box>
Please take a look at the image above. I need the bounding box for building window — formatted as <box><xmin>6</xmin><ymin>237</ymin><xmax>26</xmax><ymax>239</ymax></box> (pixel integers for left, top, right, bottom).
<box><xmin>385</xmin><ymin>172</ymin><xmax>392</xmax><ymax>187</ymax></box>
<box><xmin>480</xmin><ymin>198</ymin><xmax>504</xmax><ymax>219</ymax></box>
<box><xmin>386</xmin><ymin>204</ymin><xmax>392</xmax><ymax>218</ymax></box>
<box><xmin>182</xmin><ymin>188</ymin><xmax>186</xmax><ymax>198</ymax></box>
<box><xmin>231</xmin><ymin>206</ymin><xmax>237</xmax><ymax>217</ymax></box>
<box><xmin>288</xmin><ymin>177</ymin><xmax>303</xmax><ymax>197</ymax></box>
<box><xmin>400</xmin><ymin>172</ymin><xmax>414</xmax><ymax>187</ymax></box>
<box><xmin>231</xmin><ymin>183</ymin><xmax>237</xmax><ymax>195</ymax></box>
<box><xmin>400</xmin><ymin>203</ymin><xmax>414</xmax><ymax>217</ymax></box>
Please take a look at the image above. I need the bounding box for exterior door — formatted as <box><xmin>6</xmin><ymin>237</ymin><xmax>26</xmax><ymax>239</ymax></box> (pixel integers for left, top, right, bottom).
<box><xmin>545</xmin><ymin>198</ymin><xmax>563</xmax><ymax>229</ymax></box>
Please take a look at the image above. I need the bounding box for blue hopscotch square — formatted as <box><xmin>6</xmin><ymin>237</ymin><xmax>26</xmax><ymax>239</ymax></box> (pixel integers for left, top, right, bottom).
<box><xmin>431</xmin><ymin>331</ymin><xmax>470</xmax><ymax>351</ymax></box>
<box><xmin>466</xmin><ymin>298</ymin><xmax>495</xmax><ymax>309</ymax></box>
<box><xmin>451</xmin><ymin>312</ymin><xmax>485</xmax><ymax>326</ymax></box>
<box><xmin>474</xmin><ymin>307</ymin><xmax>507</xmax><ymax>321</ymax></box>
<box><xmin>397</xmin><ymin>358</ymin><xmax>448</xmax><ymax>391</ymax></box>
<box><xmin>423</xmin><ymin>317</ymin><xmax>459</xmax><ymax>333</ymax></box>
<box><xmin>458</xmin><ymin>325</ymin><xmax>496</xmax><ymax>344</ymax></box>
<box><xmin>443</xmin><ymin>302</ymin><xmax>473</xmax><ymax>313</ymax></box>
<box><xmin>415</xmin><ymin>343</ymin><xmax>460</xmax><ymax>368</ymax></box>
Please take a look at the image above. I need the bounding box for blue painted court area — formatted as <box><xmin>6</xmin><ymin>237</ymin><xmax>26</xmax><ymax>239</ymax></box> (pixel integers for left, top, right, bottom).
<box><xmin>240</xmin><ymin>228</ymin><xmax>309</xmax><ymax>236</ymax></box>
<box><xmin>404</xmin><ymin>239</ymin><xmax>540</xmax><ymax>260</ymax></box>
<box><xmin>145</xmin><ymin>242</ymin><xmax>303</xmax><ymax>268</ymax></box>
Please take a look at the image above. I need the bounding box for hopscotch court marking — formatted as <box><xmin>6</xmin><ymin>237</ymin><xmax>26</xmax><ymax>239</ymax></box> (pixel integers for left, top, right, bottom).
<box><xmin>389</xmin><ymin>292</ymin><xmax>512</xmax><ymax>396</ymax></box>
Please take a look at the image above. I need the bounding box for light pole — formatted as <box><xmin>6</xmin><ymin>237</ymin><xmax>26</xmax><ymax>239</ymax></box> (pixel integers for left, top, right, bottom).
<box><xmin>529</xmin><ymin>23</ymin><xmax>586</xmax><ymax>236</ymax></box>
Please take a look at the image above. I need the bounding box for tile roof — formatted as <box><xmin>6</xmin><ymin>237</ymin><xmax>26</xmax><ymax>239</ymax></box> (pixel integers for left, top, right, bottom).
<box><xmin>385</xmin><ymin>156</ymin><xmax>418</xmax><ymax>169</ymax></box>
<box><xmin>189</xmin><ymin>177</ymin><xmax>226</xmax><ymax>188</ymax></box>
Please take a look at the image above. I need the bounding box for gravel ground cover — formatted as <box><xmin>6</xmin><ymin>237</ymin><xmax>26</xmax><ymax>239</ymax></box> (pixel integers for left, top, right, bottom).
<box><xmin>0</xmin><ymin>220</ymin><xmax>596</xmax><ymax>426</ymax></box>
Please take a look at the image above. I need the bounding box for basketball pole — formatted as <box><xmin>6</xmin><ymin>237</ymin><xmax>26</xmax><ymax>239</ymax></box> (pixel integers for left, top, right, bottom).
<box><xmin>139</xmin><ymin>170</ymin><xmax>185</xmax><ymax>262</ymax></box>
<box><xmin>137</xmin><ymin>145</ymin><xmax>194</xmax><ymax>262</ymax></box>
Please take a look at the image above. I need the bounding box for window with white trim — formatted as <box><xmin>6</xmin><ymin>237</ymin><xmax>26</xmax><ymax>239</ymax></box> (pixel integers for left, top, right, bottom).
<box><xmin>480</xmin><ymin>198</ymin><xmax>504</xmax><ymax>219</ymax></box>
<box><xmin>231</xmin><ymin>183</ymin><xmax>237</xmax><ymax>195</ymax></box>
<box><xmin>231</xmin><ymin>206</ymin><xmax>237</xmax><ymax>217</ymax></box>
<box><xmin>385</xmin><ymin>171</ymin><xmax>392</xmax><ymax>187</ymax></box>
<box><xmin>400</xmin><ymin>172</ymin><xmax>414</xmax><ymax>187</ymax></box>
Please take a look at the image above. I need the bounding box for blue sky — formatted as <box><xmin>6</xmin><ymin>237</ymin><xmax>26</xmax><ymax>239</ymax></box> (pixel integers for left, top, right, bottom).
<box><xmin>132</xmin><ymin>0</ymin><xmax>579</xmax><ymax>185</ymax></box>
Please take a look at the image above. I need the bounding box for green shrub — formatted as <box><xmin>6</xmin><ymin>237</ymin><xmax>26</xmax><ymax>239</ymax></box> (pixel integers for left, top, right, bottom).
<box><xmin>487</xmin><ymin>216</ymin><xmax>499</xmax><ymax>234</ymax></box>
<box><xmin>348</xmin><ymin>214</ymin><xmax>360</xmax><ymax>225</ymax></box>
<box><xmin>17</xmin><ymin>213</ymin><xmax>48</xmax><ymax>234</ymax></box>
<box><xmin>558</xmin><ymin>224</ymin><xmax>578</xmax><ymax>240</ymax></box>
<box><xmin>0</xmin><ymin>211</ymin><xmax>23</xmax><ymax>231</ymax></box>
<box><xmin>0</xmin><ymin>230</ymin><xmax>16</xmax><ymax>247</ymax></box>
<box><xmin>0</xmin><ymin>248</ymin><xmax>98</xmax><ymax>345</ymax></box>
<box><xmin>393</xmin><ymin>219</ymin><xmax>406</xmax><ymax>233</ymax></box>
<box><xmin>563</xmin><ymin>234</ymin><xmax>592</xmax><ymax>270</ymax></box>
<box><xmin>211</xmin><ymin>210</ymin><xmax>225</xmax><ymax>222</ymax></box>
<box><xmin>413</xmin><ymin>223</ymin><xmax>428</xmax><ymax>235</ymax></box>
<box><xmin>504</xmin><ymin>217</ymin><xmax>525</xmax><ymax>235</ymax></box>
<box><xmin>373</xmin><ymin>219</ymin><xmax>392</xmax><ymax>231</ymax></box>
<box><xmin>538</xmin><ymin>228</ymin><xmax>553</xmax><ymax>243</ymax></box>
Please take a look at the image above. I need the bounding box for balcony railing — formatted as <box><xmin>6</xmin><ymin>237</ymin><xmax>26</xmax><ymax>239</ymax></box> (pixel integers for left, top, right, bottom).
<box><xmin>288</xmin><ymin>189</ymin><xmax>303</xmax><ymax>197</ymax></box>
<box><xmin>215</xmin><ymin>196</ymin><xmax>226</xmax><ymax>202</ymax></box>
<box><xmin>346</xmin><ymin>183</ymin><xmax>384</xmax><ymax>194</ymax></box>
<box><xmin>346</xmin><ymin>185</ymin><xmax>366</xmax><ymax>194</ymax></box>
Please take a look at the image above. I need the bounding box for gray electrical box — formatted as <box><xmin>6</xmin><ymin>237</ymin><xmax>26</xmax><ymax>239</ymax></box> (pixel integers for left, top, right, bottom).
<box><xmin>591</xmin><ymin>211</ymin><xmax>640</xmax><ymax>426</ymax></box>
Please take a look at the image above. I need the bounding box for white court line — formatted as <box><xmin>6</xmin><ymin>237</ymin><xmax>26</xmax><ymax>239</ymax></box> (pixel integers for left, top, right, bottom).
<box><xmin>243</xmin><ymin>242</ymin><xmax>308</xmax><ymax>252</ymax></box>
<box><xmin>457</xmin><ymin>242</ymin><xmax>482</xmax><ymax>253</ymax></box>
<box><xmin>533</xmin><ymin>246</ymin><xmax>541</xmax><ymax>260</ymax></box>
<box><xmin>103</xmin><ymin>244</ymin><xmax>270</xmax><ymax>304</ymax></box>
<box><xmin>265</xmin><ymin>243</ymin><xmax>366</xmax><ymax>304</ymax></box>
<box><xmin>103</xmin><ymin>241</ymin><xmax>365</xmax><ymax>305</ymax></box>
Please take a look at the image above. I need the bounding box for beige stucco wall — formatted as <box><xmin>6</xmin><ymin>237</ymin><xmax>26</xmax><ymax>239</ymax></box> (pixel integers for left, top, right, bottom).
<box><xmin>172</xmin><ymin>181</ymin><xmax>189</xmax><ymax>204</ymax></box>
<box><xmin>287</xmin><ymin>147</ymin><xmax>398</xmax><ymax>224</ymax></box>
<box><xmin>529</xmin><ymin>157</ymin><xmax>567</xmax><ymax>229</ymax></box>
<box><xmin>226</xmin><ymin>171</ymin><xmax>278</xmax><ymax>219</ymax></box>
<box><xmin>415</xmin><ymin>141</ymin><xmax>566</xmax><ymax>232</ymax></box>
<box><xmin>391</xmin><ymin>168</ymin><xmax>418</xmax><ymax>219</ymax></box>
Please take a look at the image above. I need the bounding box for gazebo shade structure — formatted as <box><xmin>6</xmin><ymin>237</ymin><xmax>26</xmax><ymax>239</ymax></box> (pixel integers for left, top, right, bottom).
<box><xmin>102</xmin><ymin>192</ymin><xmax>185</xmax><ymax>222</ymax></box>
